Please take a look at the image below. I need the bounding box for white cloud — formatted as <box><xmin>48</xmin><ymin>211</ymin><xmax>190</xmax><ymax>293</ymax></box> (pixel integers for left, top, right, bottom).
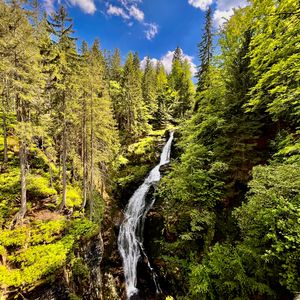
<box><xmin>188</xmin><ymin>0</ymin><xmax>213</xmax><ymax>10</ymax></box>
<box><xmin>184</xmin><ymin>56</ymin><xmax>197</xmax><ymax>76</ymax></box>
<box><xmin>141</xmin><ymin>50</ymin><xmax>197</xmax><ymax>76</ymax></box>
<box><xmin>140</xmin><ymin>57</ymin><xmax>159</xmax><ymax>69</ymax></box>
<box><xmin>69</xmin><ymin>0</ymin><xmax>96</xmax><ymax>14</ymax></box>
<box><xmin>129</xmin><ymin>5</ymin><xmax>144</xmax><ymax>22</ymax></box>
<box><xmin>105</xmin><ymin>1</ymin><xmax>159</xmax><ymax>40</ymax></box>
<box><xmin>107</xmin><ymin>4</ymin><xmax>130</xmax><ymax>19</ymax></box>
<box><xmin>213</xmin><ymin>0</ymin><xmax>248</xmax><ymax>27</ymax></box>
<box><xmin>213</xmin><ymin>9</ymin><xmax>234</xmax><ymax>27</ymax></box>
<box><xmin>44</xmin><ymin>0</ymin><xmax>55</xmax><ymax>14</ymax></box>
<box><xmin>144</xmin><ymin>23</ymin><xmax>159</xmax><ymax>40</ymax></box>
<box><xmin>44</xmin><ymin>0</ymin><xmax>96</xmax><ymax>14</ymax></box>
<box><xmin>217</xmin><ymin>0</ymin><xmax>247</xmax><ymax>11</ymax></box>
<box><xmin>119</xmin><ymin>0</ymin><xmax>142</xmax><ymax>5</ymax></box>
<box><xmin>160</xmin><ymin>51</ymin><xmax>176</xmax><ymax>73</ymax></box>
<box><xmin>187</xmin><ymin>0</ymin><xmax>248</xmax><ymax>27</ymax></box>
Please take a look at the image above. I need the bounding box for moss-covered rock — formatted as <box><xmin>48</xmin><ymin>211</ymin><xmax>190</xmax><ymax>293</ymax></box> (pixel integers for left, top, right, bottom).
<box><xmin>0</xmin><ymin>218</ymin><xmax>100</xmax><ymax>299</ymax></box>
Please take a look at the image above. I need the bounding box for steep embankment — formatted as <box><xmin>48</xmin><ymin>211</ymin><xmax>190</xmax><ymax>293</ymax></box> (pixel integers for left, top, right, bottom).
<box><xmin>0</xmin><ymin>119</ymin><xmax>171</xmax><ymax>300</ymax></box>
<box><xmin>0</xmin><ymin>132</ymin><xmax>105</xmax><ymax>300</ymax></box>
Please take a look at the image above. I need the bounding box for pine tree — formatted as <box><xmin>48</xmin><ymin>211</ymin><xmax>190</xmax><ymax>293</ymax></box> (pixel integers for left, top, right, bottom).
<box><xmin>169</xmin><ymin>46</ymin><xmax>183</xmax><ymax>91</ymax></box>
<box><xmin>0</xmin><ymin>0</ymin><xmax>43</xmax><ymax>223</ymax></box>
<box><xmin>121</xmin><ymin>52</ymin><xmax>149</xmax><ymax>142</ymax></box>
<box><xmin>142</xmin><ymin>57</ymin><xmax>158</xmax><ymax>122</ymax></box>
<box><xmin>47</xmin><ymin>5</ymin><xmax>79</xmax><ymax>210</ymax></box>
<box><xmin>169</xmin><ymin>47</ymin><xmax>194</xmax><ymax>119</ymax></box>
<box><xmin>108</xmin><ymin>48</ymin><xmax>123</xmax><ymax>132</ymax></box>
<box><xmin>110</xmin><ymin>48</ymin><xmax>122</xmax><ymax>82</ymax></box>
<box><xmin>196</xmin><ymin>6</ymin><xmax>213</xmax><ymax>93</ymax></box>
<box><xmin>155</xmin><ymin>63</ymin><xmax>173</xmax><ymax>126</ymax></box>
<box><xmin>78</xmin><ymin>41</ymin><xmax>89</xmax><ymax>210</ymax></box>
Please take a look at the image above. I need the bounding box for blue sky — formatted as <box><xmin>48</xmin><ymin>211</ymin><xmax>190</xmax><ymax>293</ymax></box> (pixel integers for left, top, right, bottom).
<box><xmin>45</xmin><ymin>0</ymin><xmax>248</xmax><ymax>73</ymax></box>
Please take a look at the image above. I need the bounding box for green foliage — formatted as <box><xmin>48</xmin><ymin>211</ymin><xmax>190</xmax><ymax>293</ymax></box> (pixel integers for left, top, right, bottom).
<box><xmin>27</xmin><ymin>174</ymin><xmax>57</xmax><ymax>199</ymax></box>
<box><xmin>117</xmin><ymin>165</ymin><xmax>150</xmax><ymax>188</ymax></box>
<box><xmin>66</xmin><ymin>186</ymin><xmax>82</xmax><ymax>208</ymax></box>
<box><xmin>0</xmin><ymin>168</ymin><xmax>20</xmax><ymax>197</ymax></box>
<box><xmin>235</xmin><ymin>163</ymin><xmax>300</xmax><ymax>292</ymax></box>
<box><xmin>0</xmin><ymin>218</ymin><xmax>97</xmax><ymax>290</ymax></box>
<box><xmin>57</xmin><ymin>185</ymin><xmax>82</xmax><ymax>208</ymax></box>
<box><xmin>69</xmin><ymin>293</ymin><xmax>82</xmax><ymax>300</ymax></box>
<box><xmin>155</xmin><ymin>1</ymin><xmax>300</xmax><ymax>299</ymax></box>
<box><xmin>68</xmin><ymin>218</ymin><xmax>99</xmax><ymax>240</ymax></box>
<box><xmin>128</xmin><ymin>137</ymin><xmax>155</xmax><ymax>156</ymax></box>
<box><xmin>156</xmin><ymin>127</ymin><xmax>227</xmax><ymax>295</ymax></box>
<box><xmin>247</xmin><ymin>0</ymin><xmax>300</xmax><ymax>128</ymax></box>
<box><xmin>72</xmin><ymin>258</ymin><xmax>89</xmax><ymax>280</ymax></box>
<box><xmin>189</xmin><ymin>243</ymin><xmax>273</xmax><ymax>299</ymax></box>
<box><xmin>169</xmin><ymin>47</ymin><xmax>195</xmax><ymax>119</ymax></box>
<box><xmin>0</xmin><ymin>168</ymin><xmax>21</xmax><ymax>224</ymax></box>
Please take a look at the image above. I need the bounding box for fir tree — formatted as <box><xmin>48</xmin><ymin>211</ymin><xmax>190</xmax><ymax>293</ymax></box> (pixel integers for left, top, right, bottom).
<box><xmin>196</xmin><ymin>6</ymin><xmax>213</xmax><ymax>93</ymax></box>
<box><xmin>169</xmin><ymin>47</ymin><xmax>194</xmax><ymax>119</ymax></box>
<box><xmin>121</xmin><ymin>52</ymin><xmax>149</xmax><ymax>142</ymax></box>
<box><xmin>0</xmin><ymin>0</ymin><xmax>43</xmax><ymax>224</ymax></box>
<box><xmin>142</xmin><ymin>57</ymin><xmax>158</xmax><ymax>122</ymax></box>
<box><xmin>47</xmin><ymin>5</ymin><xmax>79</xmax><ymax>210</ymax></box>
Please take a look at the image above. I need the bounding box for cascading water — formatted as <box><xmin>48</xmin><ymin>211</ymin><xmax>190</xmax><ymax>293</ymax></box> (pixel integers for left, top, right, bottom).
<box><xmin>118</xmin><ymin>132</ymin><xmax>174</xmax><ymax>299</ymax></box>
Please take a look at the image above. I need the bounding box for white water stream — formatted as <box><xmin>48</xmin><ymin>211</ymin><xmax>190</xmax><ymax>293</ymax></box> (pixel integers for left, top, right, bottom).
<box><xmin>118</xmin><ymin>132</ymin><xmax>174</xmax><ymax>299</ymax></box>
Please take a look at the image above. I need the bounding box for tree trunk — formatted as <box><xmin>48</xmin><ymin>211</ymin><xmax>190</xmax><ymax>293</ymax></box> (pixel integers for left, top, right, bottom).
<box><xmin>89</xmin><ymin>90</ymin><xmax>94</xmax><ymax>220</ymax></box>
<box><xmin>59</xmin><ymin>94</ymin><xmax>67</xmax><ymax>211</ymax></box>
<box><xmin>19</xmin><ymin>138</ymin><xmax>27</xmax><ymax>218</ymax></box>
<box><xmin>2</xmin><ymin>112</ymin><xmax>8</xmax><ymax>164</ymax></box>
<box><xmin>82</xmin><ymin>95</ymin><xmax>88</xmax><ymax>209</ymax></box>
<box><xmin>11</xmin><ymin>96</ymin><xmax>27</xmax><ymax>227</ymax></box>
<box><xmin>2</xmin><ymin>79</ymin><xmax>9</xmax><ymax>164</ymax></box>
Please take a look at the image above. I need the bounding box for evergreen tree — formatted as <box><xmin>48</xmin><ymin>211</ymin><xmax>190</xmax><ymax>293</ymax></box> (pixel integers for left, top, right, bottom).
<box><xmin>142</xmin><ymin>57</ymin><xmax>158</xmax><ymax>122</ymax></box>
<box><xmin>108</xmin><ymin>48</ymin><xmax>124</xmax><ymax>135</ymax></box>
<box><xmin>169</xmin><ymin>47</ymin><xmax>194</xmax><ymax>119</ymax></box>
<box><xmin>121</xmin><ymin>52</ymin><xmax>149</xmax><ymax>142</ymax></box>
<box><xmin>0</xmin><ymin>0</ymin><xmax>43</xmax><ymax>223</ymax></box>
<box><xmin>47</xmin><ymin>5</ymin><xmax>79</xmax><ymax>210</ymax></box>
<box><xmin>110</xmin><ymin>48</ymin><xmax>122</xmax><ymax>82</ymax></box>
<box><xmin>155</xmin><ymin>62</ymin><xmax>172</xmax><ymax>126</ymax></box>
<box><xmin>196</xmin><ymin>6</ymin><xmax>213</xmax><ymax>93</ymax></box>
<box><xmin>169</xmin><ymin>46</ymin><xmax>183</xmax><ymax>91</ymax></box>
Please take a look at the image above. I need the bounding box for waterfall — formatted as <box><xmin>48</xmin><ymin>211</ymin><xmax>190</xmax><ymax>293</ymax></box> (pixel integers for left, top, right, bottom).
<box><xmin>118</xmin><ymin>132</ymin><xmax>174</xmax><ymax>299</ymax></box>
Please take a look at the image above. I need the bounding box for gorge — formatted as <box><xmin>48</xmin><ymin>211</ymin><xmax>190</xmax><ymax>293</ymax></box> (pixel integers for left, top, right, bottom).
<box><xmin>118</xmin><ymin>132</ymin><xmax>174</xmax><ymax>299</ymax></box>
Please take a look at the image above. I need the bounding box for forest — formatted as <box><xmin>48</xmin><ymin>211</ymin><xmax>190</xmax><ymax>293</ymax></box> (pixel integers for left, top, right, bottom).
<box><xmin>0</xmin><ymin>0</ymin><xmax>300</xmax><ymax>299</ymax></box>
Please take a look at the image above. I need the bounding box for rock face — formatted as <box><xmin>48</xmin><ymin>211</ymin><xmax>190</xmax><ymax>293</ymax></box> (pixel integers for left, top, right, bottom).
<box><xmin>18</xmin><ymin>232</ymin><xmax>104</xmax><ymax>300</ymax></box>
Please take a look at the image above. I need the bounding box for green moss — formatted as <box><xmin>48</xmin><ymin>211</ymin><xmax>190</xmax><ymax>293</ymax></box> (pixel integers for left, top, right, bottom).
<box><xmin>72</xmin><ymin>258</ymin><xmax>89</xmax><ymax>280</ymax></box>
<box><xmin>69</xmin><ymin>293</ymin><xmax>82</xmax><ymax>300</ymax></box>
<box><xmin>68</xmin><ymin>218</ymin><xmax>99</xmax><ymax>240</ymax></box>
<box><xmin>27</xmin><ymin>174</ymin><xmax>57</xmax><ymax>199</ymax></box>
<box><xmin>2</xmin><ymin>240</ymin><xmax>73</xmax><ymax>287</ymax></box>
<box><xmin>57</xmin><ymin>186</ymin><xmax>82</xmax><ymax>208</ymax></box>
<box><xmin>117</xmin><ymin>165</ymin><xmax>149</xmax><ymax>187</ymax></box>
<box><xmin>0</xmin><ymin>226</ymin><xmax>28</xmax><ymax>247</ymax></box>
<box><xmin>0</xmin><ymin>218</ymin><xmax>98</xmax><ymax>291</ymax></box>
<box><xmin>30</xmin><ymin>220</ymin><xmax>66</xmax><ymax>245</ymax></box>
<box><xmin>0</xmin><ymin>168</ymin><xmax>20</xmax><ymax>199</ymax></box>
<box><xmin>128</xmin><ymin>137</ymin><xmax>155</xmax><ymax>156</ymax></box>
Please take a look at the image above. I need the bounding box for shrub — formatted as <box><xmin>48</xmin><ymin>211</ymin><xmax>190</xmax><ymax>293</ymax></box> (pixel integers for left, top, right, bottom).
<box><xmin>27</xmin><ymin>174</ymin><xmax>57</xmax><ymax>199</ymax></box>
<box><xmin>59</xmin><ymin>186</ymin><xmax>82</xmax><ymax>208</ymax></box>
<box><xmin>0</xmin><ymin>218</ymin><xmax>97</xmax><ymax>291</ymax></box>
